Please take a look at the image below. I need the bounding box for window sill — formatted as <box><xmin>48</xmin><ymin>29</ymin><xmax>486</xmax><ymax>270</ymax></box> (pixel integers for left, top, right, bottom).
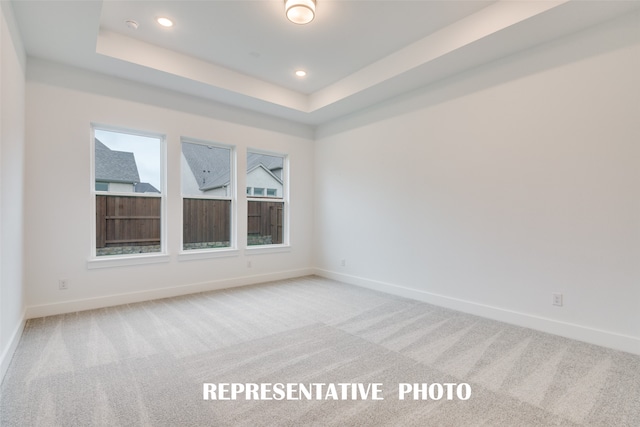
<box><xmin>178</xmin><ymin>248</ymin><xmax>239</xmax><ymax>262</ymax></box>
<box><xmin>245</xmin><ymin>244</ymin><xmax>291</xmax><ymax>255</ymax></box>
<box><xmin>87</xmin><ymin>253</ymin><xmax>170</xmax><ymax>269</ymax></box>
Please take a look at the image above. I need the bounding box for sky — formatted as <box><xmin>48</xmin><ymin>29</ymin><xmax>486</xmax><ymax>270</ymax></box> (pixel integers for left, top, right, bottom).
<box><xmin>95</xmin><ymin>129</ymin><xmax>162</xmax><ymax>190</ymax></box>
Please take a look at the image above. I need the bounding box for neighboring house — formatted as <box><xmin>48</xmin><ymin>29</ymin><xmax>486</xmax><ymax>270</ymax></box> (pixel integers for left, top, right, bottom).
<box><xmin>133</xmin><ymin>182</ymin><xmax>160</xmax><ymax>193</ymax></box>
<box><xmin>95</xmin><ymin>139</ymin><xmax>159</xmax><ymax>193</ymax></box>
<box><xmin>246</xmin><ymin>153</ymin><xmax>283</xmax><ymax>198</ymax></box>
<box><xmin>181</xmin><ymin>143</ymin><xmax>231</xmax><ymax>197</ymax></box>
<box><xmin>181</xmin><ymin>145</ymin><xmax>283</xmax><ymax>198</ymax></box>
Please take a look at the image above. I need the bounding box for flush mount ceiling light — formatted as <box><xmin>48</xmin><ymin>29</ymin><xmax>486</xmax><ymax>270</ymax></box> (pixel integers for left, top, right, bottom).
<box><xmin>295</xmin><ymin>70</ymin><xmax>307</xmax><ymax>77</ymax></box>
<box><xmin>285</xmin><ymin>0</ymin><xmax>316</xmax><ymax>25</ymax></box>
<box><xmin>156</xmin><ymin>17</ymin><xmax>173</xmax><ymax>27</ymax></box>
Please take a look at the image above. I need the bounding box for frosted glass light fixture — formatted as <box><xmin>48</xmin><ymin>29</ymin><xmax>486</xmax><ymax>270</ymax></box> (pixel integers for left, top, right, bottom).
<box><xmin>285</xmin><ymin>0</ymin><xmax>316</xmax><ymax>25</ymax></box>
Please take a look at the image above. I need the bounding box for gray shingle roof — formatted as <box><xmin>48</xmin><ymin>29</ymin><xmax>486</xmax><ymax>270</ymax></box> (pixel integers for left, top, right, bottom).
<box><xmin>182</xmin><ymin>143</ymin><xmax>231</xmax><ymax>191</ymax></box>
<box><xmin>134</xmin><ymin>182</ymin><xmax>160</xmax><ymax>193</ymax></box>
<box><xmin>95</xmin><ymin>139</ymin><xmax>140</xmax><ymax>184</ymax></box>
<box><xmin>247</xmin><ymin>153</ymin><xmax>283</xmax><ymax>182</ymax></box>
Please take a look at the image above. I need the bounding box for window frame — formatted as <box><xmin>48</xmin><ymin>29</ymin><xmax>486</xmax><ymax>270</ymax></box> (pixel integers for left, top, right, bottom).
<box><xmin>88</xmin><ymin>124</ymin><xmax>168</xmax><ymax>268</ymax></box>
<box><xmin>179</xmin><ymin>137</ymin><xmax>238</xmax><ymax>260</ymax></box>
<box><xmin>246</xmin><ymin>149</ymin><xmax>289</xmax><ymax>250</ymax></box>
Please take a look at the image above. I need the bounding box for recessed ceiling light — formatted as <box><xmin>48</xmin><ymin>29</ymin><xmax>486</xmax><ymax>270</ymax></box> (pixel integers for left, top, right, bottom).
<box><xmin>156</xmin><ymin>17</ymin><xmax>173</xmax><ymax>27</ymax></box>
<box><xmin>295</xmin><ymin>70</ymin><xmax>307</xmax><ymax>77</ymax></box>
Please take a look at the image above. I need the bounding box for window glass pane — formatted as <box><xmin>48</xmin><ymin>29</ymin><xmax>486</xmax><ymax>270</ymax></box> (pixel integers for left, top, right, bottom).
<box><xmin>183</xmin><ymin>199</ymin><xmax>231</xmax><ymax>250</ymax></box>
<box><xmin>181</xmin><ymin>142</ymin><xmax>231</xmax><ymax>197</ymax></box>
<box><xmin>182</xmin><ymin>141</ymin><xmax>232</xmax><ymax>251</ymax></box>
<box><xmin>95</xmin><ymin>129</ymin><xmax>161</xmax><ymax>193</ymax></box>
<box><xmin>95</xmin><ymin>194</ymin><xmax>161</xmax><ymax>256</ymax></box>
<box><xmin>247</xmin><ymin>201</ymin><xmax>284</xmax><ymax>246</ymax></box>
<box><xmin>246</xmin><ymin>153</ymin><xmax>283</xmax><ymax>199</ymax></box>
<box><xmin>95</xmin><ymin>182</ymin><xmax>109</xmax><ymax>192</ymax></box>
<box><xmin>247</xmin><ymin>151</ymin><xmax>285</xmax><ymax>246</ymax></box>
<box><xmin>94</xmin><ymin>129</ymin><xmax>163</xmax><ymax>257</ymax></box>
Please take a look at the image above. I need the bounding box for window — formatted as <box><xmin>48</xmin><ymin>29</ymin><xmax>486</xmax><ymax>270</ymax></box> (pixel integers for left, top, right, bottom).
<box><xmin>181</xmin><ymin>140</ymin><xmax>234</xmax><ymax>251</ymax></box>
<box><xmin>246</xmin><ymin>187</ymin><xmax>278</xmax><ymax>198</ymax></box>
<box><xmin>93</xmin><ymin>127</ymin><xmax>164</xmax><ymax>257</ymax></box>
<box><xmin>247</xmin><ymin>151</ymin><xmax>286</xmax><ymax>246</ymax></box>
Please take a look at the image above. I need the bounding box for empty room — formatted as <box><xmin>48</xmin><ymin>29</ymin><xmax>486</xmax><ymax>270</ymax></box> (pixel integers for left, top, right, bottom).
<box><xmin>1</xmin><ymin>0</ymin><xmax>639</xmax><ymax>425</ymax></box>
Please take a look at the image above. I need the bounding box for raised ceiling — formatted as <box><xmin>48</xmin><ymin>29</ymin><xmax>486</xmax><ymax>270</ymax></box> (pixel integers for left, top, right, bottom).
<box><xmin>11</xmin><ymin>0</ymin><xmax>640</xmax><ymax>125</ymax></box>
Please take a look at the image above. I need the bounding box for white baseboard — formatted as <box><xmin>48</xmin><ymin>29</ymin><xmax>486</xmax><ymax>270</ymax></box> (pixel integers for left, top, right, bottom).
<box><xmin>26</xmin><ymin>268</ymin><xmax>314</xmax><ymax>319</ymax></box>
<box><xmin>314</xmin><ymin>268</ymin><xmax>640</xmax><ymax>356</ymax></box>
<box><xmin>1</xmin><ymin>310</ymin><xmax>26</xmax><ymax>382</ymax></box>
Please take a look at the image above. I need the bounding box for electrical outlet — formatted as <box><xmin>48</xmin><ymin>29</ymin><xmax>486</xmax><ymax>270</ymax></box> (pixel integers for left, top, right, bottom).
<box><xmin>340</xmin><ymin>259</ymin><xmax>346</xmax><ymax>267</ymax></box>
<box><xmin>552</xmin><ymin>293</ymin><xmax>563</xmax><ymax>307</ymax></box>
<box><xmin>59</xmin><ymin>279</ymin><xmax>68</xmax><ymax>290</ymax></box>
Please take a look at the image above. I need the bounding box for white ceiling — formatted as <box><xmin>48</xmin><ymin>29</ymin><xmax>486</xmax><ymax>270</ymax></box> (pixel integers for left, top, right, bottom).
<box><xmin>10</xmin><ymin>0</ymin><xmax>640</xmax><ymax>126</ymax></box>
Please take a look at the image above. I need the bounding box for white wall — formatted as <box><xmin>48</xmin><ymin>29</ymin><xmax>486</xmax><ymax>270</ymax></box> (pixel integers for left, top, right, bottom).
<box><xmin>24</xmin><ymin>59</ymin><xmax>314</xmax><ymax>316</ymax></box>
<box><xmin>0</xmin><ymin>2</ymin><xmax>26</xmax><ymax>378</ymax></box>
<box><xmin>314</xmin><ymin>13</ymin><xmax>640</xmax><ymax>354</ymax></box>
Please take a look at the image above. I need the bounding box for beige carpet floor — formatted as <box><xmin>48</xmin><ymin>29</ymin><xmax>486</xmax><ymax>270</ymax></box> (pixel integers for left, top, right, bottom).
<box><xmin>1</xmin><ymin>276</ymin><xmax>639</xmax><ymax>426</ymax></box>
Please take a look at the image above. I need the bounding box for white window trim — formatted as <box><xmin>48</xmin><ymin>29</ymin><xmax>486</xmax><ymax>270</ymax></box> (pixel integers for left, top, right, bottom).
<box><xmin>246</xmin><ymin>149</ymin><xmax>290</xmax><ymax>249</ymax></box>
<box><xmin>87</xmin><ymin>253</ymin><xmax>170</xmax><ymax>269</ymax></box>
<box><xmin>178</xmin><ymin>248</ymin><xmax>240</xmax><ymax>262</ymax></box>
<box><xmin>179</xmin><ymin>138</ymin><xmax>237</xmax><ymax>258</ymax></box>
<box><xmin>88</xmin><ymin>125</ymin><xmax>168</xmax><ymax>268</ymax></box>
<box><xmin>245</xmin><ymin>244</ymin><xmax>291</xmax><ymax>255</ymax></box>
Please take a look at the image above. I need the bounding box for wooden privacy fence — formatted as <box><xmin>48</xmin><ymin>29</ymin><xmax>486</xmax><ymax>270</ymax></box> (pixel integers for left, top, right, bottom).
<box><xmin>182</xmin><ymin>198</ymin><xmax>231</xmax><ymax>244</ymax></box>
<box><xmin>96</xmin><ymin>195</ymin><xmax>161</xmax><ymax>248</ymax></box>
<box><xmin>248</xmin><ymin>201</ymin><xmax>283</xmax><ymax>244</ymax></box>
<box><xmin>96</xmin><ymin>196</ymin><xmax>281</xmax><ymax>248</ymax></box>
